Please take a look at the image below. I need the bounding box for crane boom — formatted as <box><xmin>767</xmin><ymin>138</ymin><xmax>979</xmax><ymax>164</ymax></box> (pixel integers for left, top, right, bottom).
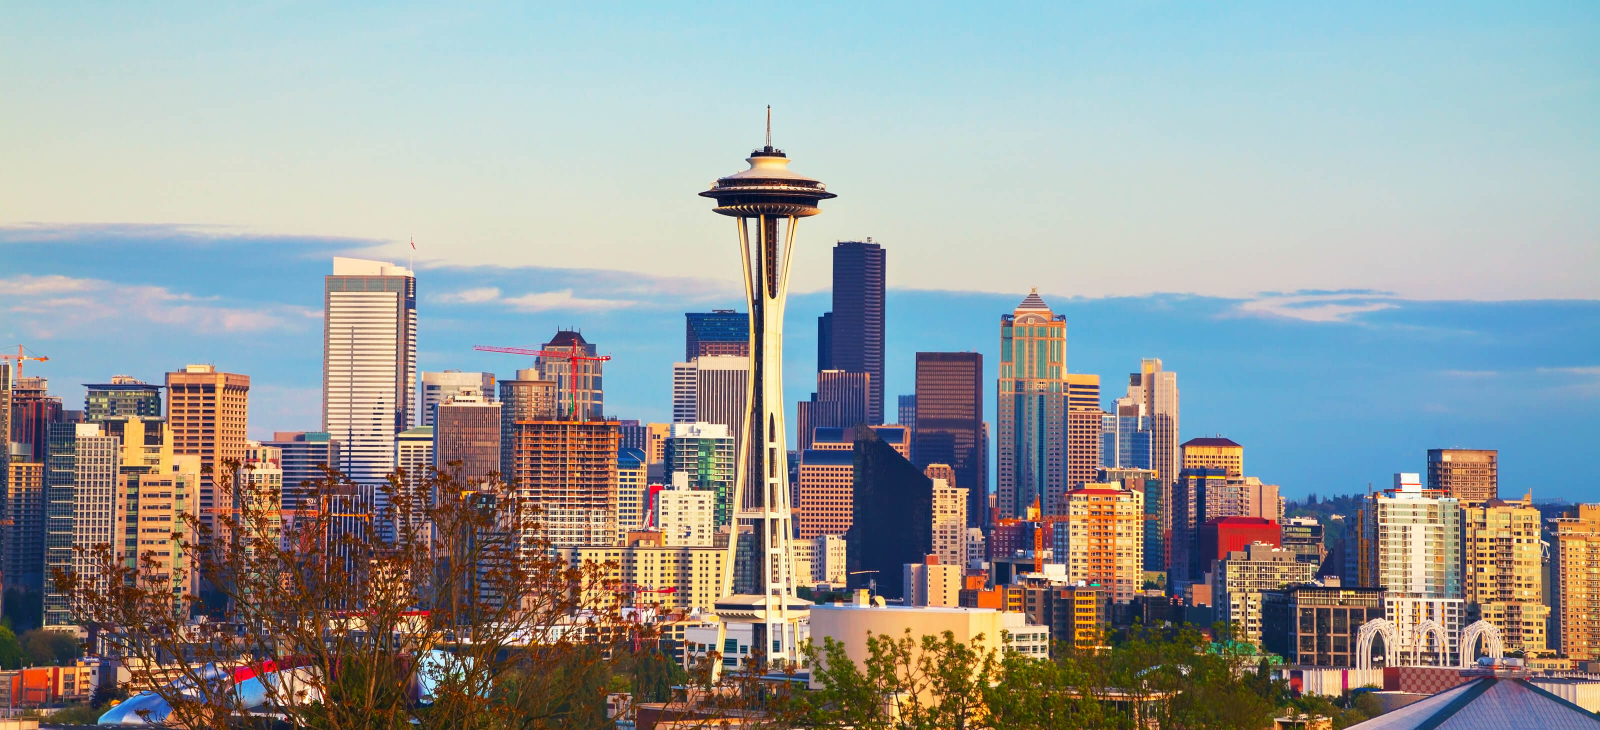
<box><xmin>471</xmin><ymin>344</ymin><xmax>611</xmax><ymax>421</ymax></box>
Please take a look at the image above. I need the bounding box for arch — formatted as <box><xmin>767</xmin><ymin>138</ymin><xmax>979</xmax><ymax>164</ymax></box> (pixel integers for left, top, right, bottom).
<box><xmin>1356</xmin><ymin>618</ymin><xmax>1399</xmax><ymax>669</ymax></box>
<box><xmin>1413</xmin><ymin>619</ymin><xmax>1450</xmax><ymax>666</ymax></box>
<box><xmin>1458</xmin><ymin>620</ymin><xmax>1504</xmax><ymax>668</ymax></box>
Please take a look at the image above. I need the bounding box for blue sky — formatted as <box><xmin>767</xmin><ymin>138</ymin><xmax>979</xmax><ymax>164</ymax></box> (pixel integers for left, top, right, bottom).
<box><xmin>2</xmin><ymin>229</ymin><xmax>1596</xmax><ymax>502</ymax></box>
<box><xmin>1</xmin><ymin>4</ymin><xmax>1596</xmax><ymax>500</ymax></box>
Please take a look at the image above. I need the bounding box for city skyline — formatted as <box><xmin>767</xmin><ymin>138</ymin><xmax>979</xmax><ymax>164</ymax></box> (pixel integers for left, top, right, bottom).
<box><xmin>2</xmin><ymin>232</ymin><xmax>1596</xmax><ymax>502</ymax></box>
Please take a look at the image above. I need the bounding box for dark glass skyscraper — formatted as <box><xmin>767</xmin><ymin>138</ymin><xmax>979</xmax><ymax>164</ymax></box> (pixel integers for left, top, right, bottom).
<box><xmin>685</xmin><ymin>310</ymin><xmax>750</xmax><ymax>359</ymax></box>
<box><xmin>829</xmin><ymin>240</ymin><xmax>885</xmax><ymax>425</ymax></box>
<box><xmin>912</xmin><ymin>352</ymin><xmax>985</xmax><ymax>527</ymax></box>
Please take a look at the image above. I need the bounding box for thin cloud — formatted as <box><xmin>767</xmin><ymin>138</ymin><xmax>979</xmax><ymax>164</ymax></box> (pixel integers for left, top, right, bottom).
<box><xmin>1229</xmin><ymin>292</ymin><xmax>1398</xmax><ymax>323</ymax></box>
<box><xmin>435</xmin><ymin>287</ymin><xmax>503</xmax><ymax>304</ymax></box>
<box><xmin>1439</xmin><ymin>370</ymin><xmax>1500</xmax><ymax>378</ymax></box>
<box><xmin>502</xmin><ymin>290</ymin><xmax>637</xmax><ymax>312</ymax></box>
<box><xmin>1537</xmin><ymin>366</ymin><xmax>1600</xmax><ymax>376</ymax></box>
<box><xmin>0</xmin><ymin>275</ymin><xmax>312</xmax><ymax>338</ymax></box>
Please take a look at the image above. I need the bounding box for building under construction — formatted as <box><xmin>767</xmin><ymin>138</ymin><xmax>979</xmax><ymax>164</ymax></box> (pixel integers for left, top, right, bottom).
<box><xmin>504</xmin><ymin>419</ymin><xmax>620</xmax><ymax>548</ymax></box>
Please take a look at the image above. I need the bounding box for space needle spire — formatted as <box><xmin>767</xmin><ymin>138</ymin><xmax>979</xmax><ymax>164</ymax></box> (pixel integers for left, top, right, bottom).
<box><xmin>699</xmin><ymin>110</ymin><xmax>835</xmax><ymax>667</ymax></box>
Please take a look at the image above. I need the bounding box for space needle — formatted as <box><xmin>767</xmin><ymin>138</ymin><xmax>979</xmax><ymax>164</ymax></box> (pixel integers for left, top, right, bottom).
<box><xmin>701</xmin><ymin>109</ymin><xmax>834</xmax><ymax>667</ymax></box>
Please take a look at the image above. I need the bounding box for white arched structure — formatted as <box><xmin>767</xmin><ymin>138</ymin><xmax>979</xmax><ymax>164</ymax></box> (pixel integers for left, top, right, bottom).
<box><xmin>1458</xmin><ymin>620</ymin><xmax>1504</xmax><ymax>668</ymax></box>
<box><xmin>1356</xmin><ymin>618</ymin><xmax>1399</xmax><ymax>669</ymax></box>
<box><xmin>1413</xmin><ymin>618</ymin><xmax>1451</xmax><ymax>666</ymax></box>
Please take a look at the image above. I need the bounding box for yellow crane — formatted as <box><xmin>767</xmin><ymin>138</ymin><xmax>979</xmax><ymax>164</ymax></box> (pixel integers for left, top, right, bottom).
<box><xmin>0</xmin><ymin>344</ymin><xmax>48</xmax><ymax>384</ymax></box>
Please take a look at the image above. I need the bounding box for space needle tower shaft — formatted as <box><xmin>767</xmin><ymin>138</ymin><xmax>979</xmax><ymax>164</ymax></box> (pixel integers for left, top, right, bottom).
<box><xmin>699</xmin><ymin>109</ymin><xmax>835</xmax><ymax>666</ymax></box>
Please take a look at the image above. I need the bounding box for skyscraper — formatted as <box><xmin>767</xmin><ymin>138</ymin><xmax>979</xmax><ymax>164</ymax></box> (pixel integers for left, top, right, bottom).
<box><xmin>1552</xmin><ymin>504</ymin><xmax>1600</xmax><ymax>661</ymax></box>
<box><xmin>395</xmin><ymin>426</ymin><xmax>434</xmax><ymax>540</ymax></box>
<box><xmin>1064</xmin><ymin>373</ymin><xmax>1102</xmax><ymax>491</ymax></box>
<box><xmin>1358</xmin><ymin>473</ymin><xmax>1465</xmax><ymax>665</ymax></box>
<box><xmin>6</xmin><ymin>459</ymin><xmax>45</xmax><ymax>593</ymax></box>
<box><xmin>323</xmin><ymin>257</ymin><xmax>416</xmax><ymax>536</ymax></box>
<box><xmin>616</xmin><ymin>447</ymin><xmax>648</xmax><ymax>542</ymax></box>
<box><xmin>263</xmin><ymin>432</ymin><xmax>340</xmax><ymax>513</ymax></box>
<box><xmin>928</xmin><ymin>466</ymin><xmax>969</xmax><ymax>569</ymax></box>
<box><xmin>432</xmin><ymin>390</ymin><xmax>500</xmax><ymax>483</ymax></box>
<box><xmin>998</xmin><ymin>290</ymin><xmax>1066</xmax><ymax>519</ymax></box>
<box><xmin>815</xmin><ymin>312</ymin><xmax>833</xmax><ymax>371</ymax></box>
<box><xmin>1181</xmin><ymin>437</ymin><xmax>1243</xmax><ymax>477</ymax></box>
<box><xmin>505</xmin><ymin>420</ymin><xmax>619</xmax><ymax>547</ymax></box>
<box><xmin>497</xmin><ymin>369</ymin><xmax>558</xmax><ymax>481</ymax></box>
<box><xmin>828</xmin><ymin>240</ymin><xmax>885</xmax><ymax>425</ymax></box>
<box><xmin>10</xmin><ymin>377</ymin><xmax>63</xmax><ymax>463</ymax></box>
<box><xmin>1101</xmin><ymin>394</ymin><xmax>1152</xmax><ymax>470</ymax></box>
<box><xmin>84</xmin><ymin>376</ymin><xmax>163</xmax><ymax>421</ymax></box>
<box><xmin>1460</xmin><ymin>494</ymin><xmax>1547</xmax><ymax>655</ymax></box>
<box><xmin>1129</xmin><ymin>359</ymin><xmax>1178</xmax><ymax>566</ymax></box>
<box><xmin>43</xmin><ymin>423</ymin><xmax>118</xmax><ymax>627</ymax></box>
<box><xmin>537</xmin><ymin>330</ymin><xmax>604</xmax><ymax>421</ymax></box>
<box><xmin>663</xmin><ymin>422</ymin><xmax>736</xmax><ymax>529</ymax></box>
<box><xmin>912</xmin><ymin>352</ymin><xmax>985</xmax><ymax>528</ymax></box>
<box><xmin>1426</xmin><ymin>449</ymin><xmax>1497</xmax><ymax>506</ymax></box>
<box><xmin>897</xmin><ymin>395</ymin><xmax>915</xmax><ymax>430</ymax></box>
<box><xmin>419</xmin><ymin>371</ymin><xmax>496</xmax><ymax>427</ymax></box>
<box><xmin>797</xmin><ymin>370</ymin><xmax>870</xmax><ymax>450</ymax></box>
<box><xmin>685</xmin><ymin>311</ymin><xmax>750</xmax><ymax>359</ymax></box>
<box><xmin>166</xmin><ymin>364</ymin><xmax>250</xmax><ymax>531</ymax></box>
<box><xmin>1053</xmin><ymin>483</ymin><xmax>1145</xmax><ymax>603</ymax></box>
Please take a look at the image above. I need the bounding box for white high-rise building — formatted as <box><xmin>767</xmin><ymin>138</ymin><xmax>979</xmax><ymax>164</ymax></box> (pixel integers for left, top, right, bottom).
<box><xmin>931</xmin><ymin>478</ymin><xmax>969</xmax><ymax>568</ymax></box>
<box><xmin>72</xmin><ymin>425</ymin><xmax>119</xmax><ymax>598</ymax></box>
<box><xmin>419</xmin><ymin>371</ymin><xmax>495</xmax><ymax>427</ymax></box>
<box><xmin>672</xmin><ymin>362</ymin><xmax>697</xmax><ymax>423</ymax></box>
<box><xmin>657</xmin><ymin>473</ymin><xmax>715</xmax><ymax>547</ymax></box>
<box><xmin>323</xmin><ymin>257</ymin><xmax>416</xmax><ymax>540</ymax></box>
<box><xmin>1361</xmin><ymin>472</ymin><xmax>1466</xmax><ymax>665</ymax></box>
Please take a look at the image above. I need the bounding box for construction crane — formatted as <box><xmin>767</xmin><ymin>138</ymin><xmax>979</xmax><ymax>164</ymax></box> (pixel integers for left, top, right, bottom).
<box><xmin>0</xmin><ymin>345</ymin><xmax>48</xmax><ymax>384</ymax></box>
<box><xmin>472</xmin><ymin>344</ymin><xmax>611</xmax><ymax>421</ymax></box>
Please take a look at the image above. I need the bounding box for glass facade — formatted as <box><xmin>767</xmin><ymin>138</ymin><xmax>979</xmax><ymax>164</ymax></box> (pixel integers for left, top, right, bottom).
<box><xmin>998</xmin><ymin>292</ymin><xmax>1066</xmax><ymax>519</ymax></box>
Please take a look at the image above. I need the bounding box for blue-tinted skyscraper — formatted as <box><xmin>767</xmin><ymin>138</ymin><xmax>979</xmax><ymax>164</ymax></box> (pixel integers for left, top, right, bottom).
<box><xmin>685</xmin><ymin>310</ymin><xmax>749</xmax><ymax>359</ymax></box>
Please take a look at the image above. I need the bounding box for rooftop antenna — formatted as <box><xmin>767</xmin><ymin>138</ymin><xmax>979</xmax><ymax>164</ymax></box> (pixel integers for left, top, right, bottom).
<box><xmin>409</xmin><ymin>237</ymin><xmax>416</xmax><ymax>273</ymax></box>
<box><xmin>765</xmin><ymin>105</ymin><xmax>772</xmax><ymax>149</ymax></box>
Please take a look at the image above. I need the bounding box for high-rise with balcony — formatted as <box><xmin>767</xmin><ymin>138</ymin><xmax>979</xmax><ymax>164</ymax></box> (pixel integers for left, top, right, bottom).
<box><xmin>323</xmin><ymin>257</ymin><xmax>416</xmax><ymax>538</ymax></box>
<box><xmin>930</xmin><ymin>469</ymin><xmax>969</xmax><ymax>568</ymax></box>
<box><xmin>827</xmin><ymin>240</ymin><xmax>885</xmax><ymax>425</ymax></box>
<box><xmin>166</xmin><ymin>364</ymin><xmax>249</xmax><ymax>531</ymax></box>
<box><xmin>998</xmin><ymin>290</ymin><xmax>1066</xmax><ymax>520</ymax></box>
<box><xmin>1551</xmin><ymin>504</ymin><xmax>1600</xmax><ymax>661</ymax></box>
<box><xmin>685</xmin><ymin>311</ymin><xmax>750</xmax><ymax>359</ymax></box>
<box><xmin>1358</xmin><ymin>473</ymin><xmax>1465</xmax><ymax>664</ymax></box>
<box><xmin>1460</xmin><ymin>494</ymin><xmax>1547</xmax><ymax>655</ymax></box>
<box><xmin>1427</xmin><ymin>449</ymin><xmax>1497</xmax><ymax>506</ymax></box>
<box><xmin>1052</xmin><ymin>482</ymin><xmax>1145</xmax><ymax>603</ymax></box>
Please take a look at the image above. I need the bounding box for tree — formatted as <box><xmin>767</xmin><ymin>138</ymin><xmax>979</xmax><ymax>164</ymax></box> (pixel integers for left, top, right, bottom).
<box><xmin>0</xmin><ymin>626</ymin><xmax>25</xmax><ymax>669</ymax></box>
<box><xmin>56</xmin><ymin>461</ymin><xmax>634</xmax><ymax>730</ymax></box>
<box><xmin>19</xmin><ymin>628</ymin><xmax>78</xmax><ymax>666</ymax></box>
